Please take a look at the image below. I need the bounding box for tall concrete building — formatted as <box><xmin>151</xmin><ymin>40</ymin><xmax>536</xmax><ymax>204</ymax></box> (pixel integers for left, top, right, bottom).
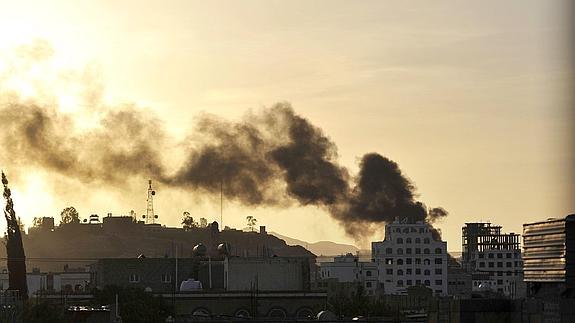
<box><xmin>372</xmin><ymin>219</ymin><xmax>448</xmax><ymax>296</ymax></box>
<box><xmin>523</xmin><ymin>214</ymin><xmax>575</xmax><ymax>298</ymax></box>
<box><xmin>462</xmin><ymin>222</ymin><xmax>525</xmax><ymax>298</ymax></box>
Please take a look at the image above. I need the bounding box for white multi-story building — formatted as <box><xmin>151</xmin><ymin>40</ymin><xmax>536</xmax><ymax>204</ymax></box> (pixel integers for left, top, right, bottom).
<box><xmin>372</xmin><ymin>219</ymin><xmax>448</xmax><ymax>296</ymax></box>
<box><xmin>319</xmin><ymin>253</ymin><xmax>379</xmax><ymax>296</ymax></box>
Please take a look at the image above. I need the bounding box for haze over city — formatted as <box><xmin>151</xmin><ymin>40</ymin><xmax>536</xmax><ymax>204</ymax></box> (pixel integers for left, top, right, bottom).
<box><xmin>0</xmin><ymin>0</ymin><xmax>573</xmax><ymax>250</ymax></box>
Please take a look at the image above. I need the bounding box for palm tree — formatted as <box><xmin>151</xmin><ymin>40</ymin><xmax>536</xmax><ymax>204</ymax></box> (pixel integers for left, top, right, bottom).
<box><xmin>246</xmin><ymin>215</ymin><xmax>257</xmax><ymax>232</ymax></box>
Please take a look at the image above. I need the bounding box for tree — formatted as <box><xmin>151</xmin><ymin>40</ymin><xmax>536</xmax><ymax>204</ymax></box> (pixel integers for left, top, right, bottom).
<box><xmin>60</xmin><ymin>206</ymin><xmax>80</xmax><ymax>225</ymax></box>
<box><xmin>246</xmin><ymin>215</ymin><xmax>257</xmax><ymax>232</ymax></box>
<box><xmin>181</xmin><ymin>211</ymin><xmax>197</xmax><ymax>230</ymax></box>
<box><xmin>199</xmin><ymin>217</ymin><xmax>208</xmax><ymax>228</ymax></box>
<box><xmin>32</xmin><ymin>217</ymin><xmax>43</xmax><ymax>227</ymax></box>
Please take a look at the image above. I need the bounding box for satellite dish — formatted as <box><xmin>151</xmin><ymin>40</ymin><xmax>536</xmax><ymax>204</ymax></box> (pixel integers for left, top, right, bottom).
<box><xmin>154</xmin><ymin>215</ymin><xmax>158</xmax><ymax>219</ymax></box>
<box><xmin>142</xmin><ymin>215</ymin><xmax>146</xmax><ymax>219</ymax></box>
<box><xmin>152</xmin><ymin>191</ymin><xmax>156</xmax><ymax>195</ymax></box>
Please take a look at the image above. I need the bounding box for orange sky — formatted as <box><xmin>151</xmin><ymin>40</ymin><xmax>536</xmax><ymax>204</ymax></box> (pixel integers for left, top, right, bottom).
<box><xmin>0</xmin><ymin>0</ymin><xmax>573</xmax><ymax>250</ymax></box>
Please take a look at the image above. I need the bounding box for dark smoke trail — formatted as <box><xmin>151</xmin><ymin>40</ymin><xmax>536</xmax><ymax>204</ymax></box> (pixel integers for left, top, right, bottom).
<box><xmin>0</xmin><ymin>97</ymin><xmax>447</xmax><ymax>241</ymax></box>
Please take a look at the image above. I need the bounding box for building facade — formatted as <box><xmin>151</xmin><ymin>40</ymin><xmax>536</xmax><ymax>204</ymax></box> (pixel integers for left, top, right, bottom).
<box><xmin>318</xmin><ymin>253</ymin><xmax>380</xmax><ymax>296</ymax></box>
<box><xmin>372</xmin><ymin>220</ymin><xmax>448</xmax><ymax>296</ymax></box>
<box><xmin>461</xmin><ymin>222</ymin><xmax>525</xmax><ymax>298</ymax></box>
<box><xmin>523</xmin><ymin>214</ymin><xmax>575</xmax><ymax>298</ymax></box>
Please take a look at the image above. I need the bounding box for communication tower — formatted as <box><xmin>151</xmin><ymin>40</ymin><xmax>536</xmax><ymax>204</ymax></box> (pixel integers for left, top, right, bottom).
<box><xmin>143</xmin><ymin>179</ymin><xmax>158</xmax><ymax>224</ymax></box>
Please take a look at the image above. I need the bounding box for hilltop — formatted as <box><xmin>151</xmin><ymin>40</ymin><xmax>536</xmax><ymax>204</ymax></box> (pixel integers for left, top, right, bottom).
<box><xmin>0</xmin><ymin>216</ymin><xmax>315</xmax><ymax>271</ymax></box>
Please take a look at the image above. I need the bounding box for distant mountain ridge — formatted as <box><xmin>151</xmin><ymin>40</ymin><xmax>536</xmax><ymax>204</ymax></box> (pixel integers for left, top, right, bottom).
<box><xmin>271</xmin><ymin>232</ymin><xmax>362</xmax><ymax>256</ymax></box>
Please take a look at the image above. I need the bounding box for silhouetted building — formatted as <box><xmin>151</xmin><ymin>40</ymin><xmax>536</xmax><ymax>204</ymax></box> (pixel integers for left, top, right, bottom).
<box><xmin>523</xmin><ymin>214</ymin><xmax>575</xmax><ymax>298</ymax></box>
<box><xmin>462</xmin><ymin>222</ymin><xmax>525</xmax><ymax>298</ymax></box>
<box><xmin>90</xmin><ymin>256</ymin><xmax>311</xmax><ymax>293</ymax></box>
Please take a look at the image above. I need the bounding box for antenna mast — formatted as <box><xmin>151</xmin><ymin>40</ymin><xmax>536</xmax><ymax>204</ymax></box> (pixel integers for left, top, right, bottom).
<box><xmin>145</xmin><ymin>179</ymin><xmax>156</xmax><ymax>224</ymax></box>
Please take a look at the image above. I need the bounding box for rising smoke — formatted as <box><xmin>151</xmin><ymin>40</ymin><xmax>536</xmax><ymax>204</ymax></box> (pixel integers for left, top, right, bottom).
<box><xmin>0</xmin><ymin>99</ymin><xmax>447</xmax><ymax>240</ymax></box>
<box><xmin>0</xmin><ymin>43</ymin><xmax>447</xmax><ymax>241</ymax></box>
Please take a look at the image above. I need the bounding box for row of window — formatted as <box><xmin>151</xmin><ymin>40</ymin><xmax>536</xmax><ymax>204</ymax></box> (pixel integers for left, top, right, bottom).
<box><xmin>397</xmin><ymin>279</ymin><xmax>442</xmax><ymax>287</ymax></box>
<box><xmin>477</xmin><ymin>252</ymin><xmax>520</xmax><ymax>259</ymax></box>
<box><xmin>478</xmin><ymin>261</ymin><xmax>522</xmax><ymax>268</ymax></box>
<box><xmin>473</xmin><ymin>279</ymin><xmax>509</xmax><ymax>286</ymax></box>
<box><xmin>129</xmin><ymin>273</ymin><xmax>172</xmax><ymax>283</ymax></box>
<box><xmin>393</xmin><ymin>227</ymin><xmax>429</xmax><ymax>234</ymax></box>
<box><xmin>385</xmin><ymin>258</ymin><xmax>443</xmax><ymax>265</ymax></box>
<box><xmin>395</xmin><ymin>237</ymin><xmax>432</xmax><ymax>244</ymax></box>
<box><xmin>381</xmin><ymin>247</ymin><xmax>442</xmax><ymax>255</ymax></box>
<box><xmin>386</xmin><ymin>268</ymin><xmax>442</xmax><ymax>275</ymax></box>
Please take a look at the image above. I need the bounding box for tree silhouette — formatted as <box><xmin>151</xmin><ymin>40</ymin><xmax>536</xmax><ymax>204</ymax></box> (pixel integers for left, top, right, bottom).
<box><xmin>246</xmin><ymin>215</ymin><xmax>257</xmax><ymax>232</ymax></box>
<box><xmin>60</xmin><ymin>206</ymin><xmax>79</xmax><ymax>225</ymax></box>
<box><xmin>181</xmin><ymin>211</ymin><xmax>197</xmax><ymax>230</ymax></box>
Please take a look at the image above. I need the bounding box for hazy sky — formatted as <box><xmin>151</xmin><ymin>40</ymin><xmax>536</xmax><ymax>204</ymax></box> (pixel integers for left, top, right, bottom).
<box><xmin>0</xmin><ymin>0</ymin><xmax>572</xmax><ymax>250</ymax></box>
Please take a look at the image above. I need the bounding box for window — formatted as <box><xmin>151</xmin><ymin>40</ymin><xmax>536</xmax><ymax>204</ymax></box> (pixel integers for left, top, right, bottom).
<box><xmin>406</xmin><ymin>269</ymin><xmax>412</xmax><ymax>275</ymax></box>
<box><xmin>366</xmin><ymin>282</ymin><xmax>372</xmax><ymax>288</ymax></box>
<box><xmin>415</xmin><ymin>248</ymin><xmax>421</xmax><ymax>254</ymax></box>
<box><xmin>406</xmin><ymin>258</ymin><xmax>412</xmax><ymax>265</ymax></box>
<box><xmin>478</xmin><ymin>253</ymin><xmax>485</xmax><ymax>259</ymax></box>
<box><xmin>415</xmin><ymin>258</ymin><xmax>421</xmax><ymax>265</ymax></box>
<box><xmin>506</xmin><ymin>271</ymin><xmax>512</xmax><ymax>276</ymax></box>
<box><xmin>416</xmin><ymin>279</ymin><xmax>421</xmax><ymax>285</ymax></box>
<box><xmin>161</xmin><ymin>274</ymin><xmax>171</xmax><ymax>283</ymax></box>
<box><xmin>497</xmin><ymin>253</ymin><xmax>503</xmax><ymax>259</ymax></box>
<box><xmin>435</xmin><ymin>268</ymin><xmax>442</xmax><ymax>275</ymax></box>
<box><xmin>129</xmin><ymin>274</ymin><xmax>140</xmax><ymax>283</ymax></box>
<box><xmin>424</xmin><ymin>248</ymin><xmax>430</xmax><ymax>254</ymax></box>
<box><xmin>397</xmin><ymin>280</ymin><xmax>403</xmax><ymax>286</ymax></box>
<box><xmin>497</xmin><ymin>262</ymin><xmax>503</xmax><ymax>268</ymax></box>
<box><xmin>415</xmin><ymin>238</ymin><xmax>421</xmax><ymax>243</ymax></box>
<box><xmin>366</xmin><ymin>270</ymin><xmax>372</xmax><ymax>277</ymax></box>
<box><xmin>497</xmin><ymin>271</ymin><xmax>503</xmax><ymax>276</ymax></box>
<box><xmin>424</xmin><ymin>280</ymin><xmax>430</xmax><ymax>286</ymax></box>
<box><xmin>386</xmin><ymin>258</ymin><xmax>393</xmax><ymax>265</ymax></box>
<box><xmin>435</xmin><ymin>248</ymin><xmax>442</xmax><ymax>254</ymax></box>
<box><xmin>406</xmin><ymin>238</ymin><xmax>412</xmax><ymax>244</ymax></box>
<box><xmin>395</xmin><ymin>228</ymin><xmax>401</xmax><ymax>233</ymax></box>
<box><xmin>419</xmin><ymin>228</ymin><xmax>424</xmax><ymax>233</ymax></box>
<box><xmin>407</xmin><ymin>280</ymin><xmax>412</xmax><ymax>286</ymax></box>
<box><xmin>403</xmin><ymin>228</ymin><xmax>409</xmax><ymax>233</ymax></box>
<box><xmin>397</xmin><ymin>259</ymin><xmax>404</xmax><ymax>265</ymax></box>
<box><xmin>416</xmin><ymin>268</ymin><xmax>421</xmax><ymax>275</ymax></box>
<box><xmin>435</xmin><ymin>280</ymin><xmax>442</xmax><ymax>286</ymax></box>
<box><xmin>506</xmin><ymin>253</ymin><xmax>512</xmax><ymax>258</ymax></box>
<box><xmin>479</xmin><ymin>262</ymin><xmax>485</xmax><ymax>268</ymax></box>
<box><xmin>397</xmin><ymin>270</ymin><xmax>404</xmax><ymax>276</ymax></box>
<box><xmin>386</xmin><ymin>269</ymin><xmax>393</xmax><ymax>275</ymax></box>
<box><xmin>424</xmin><ymin>259</ymin><xmax>430</xmax><ymax>265</ymax></box>
<box><xmin>397</xmin><ymin>248</ymin><xmax>403</xmax><ymax>255</ymax></box>
<box><xmin>435</xmin><ymin>258</ymin><xmax>442</xmax><ymax>265</ymax></box>
<box><xmin>424</xmin><ymin>269</ymin><xmax>430</xmax><ymax>276</ymax></box>
<box><xmin>406</xmin><ymin>248</ymin><xmax>412</xmax><ymax>255</ymax></box>
<box><xmin>386</xmin><ymin>248</ymin><xmax>393</xmax><ymax>254</ymax></box>
<box><xmin>506</xmin><ymin>262</ymin><xmax>512</xmax><ymax>268</ymax></box>
<box><xmin>397</xmin><ymin>238</ymin><xmax>403</xmax><ymax>244</ymax></box>
<box><xmin>424</xmin><ymin>238</ymin><xmax>430</xmax><ymax>244</ymax></box>
<box><xmin>488</xmin><ymin>253</ymin><xmax>494</xmax><ymax>259</ymax></box>
<box><xmin>488</xmin><ymin>262</ymin><xmax>494</xmax><ymax>268</ymax></box>
<box><xmin>497</xmin><ymin>279</ymin><xmax>503</xmax><ymax>285</ymax></box>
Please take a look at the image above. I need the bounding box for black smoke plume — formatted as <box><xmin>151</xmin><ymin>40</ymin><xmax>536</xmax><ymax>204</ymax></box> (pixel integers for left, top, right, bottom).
<box><xmin>0</xmin><ymin>97</ymin><xmax>447</xmax><ymax>241</ymax></box>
